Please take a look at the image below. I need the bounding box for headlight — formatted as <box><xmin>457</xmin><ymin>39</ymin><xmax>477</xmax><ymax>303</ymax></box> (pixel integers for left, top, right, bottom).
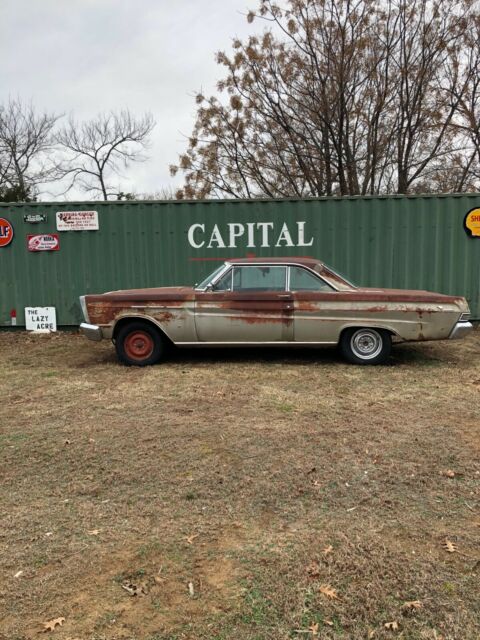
<box><xmin>79</xmin><ymin>296</ymin><xmax>89</xmax><ymax>322</ymax></box>
<box><xmin>459</xmin><ymin>312</ymin><xmax>470</xmax><ymax>322</ymax></box>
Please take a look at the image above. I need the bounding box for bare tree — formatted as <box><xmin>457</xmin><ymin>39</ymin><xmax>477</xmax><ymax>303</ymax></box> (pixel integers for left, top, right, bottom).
<box><xmin>447</xmin><ymin>12</ymin><xmax>480</xmax><ymax>190</ymax></box>
<box><xmin>57</xmin><ymin>110</ymin><xmax>155</xmax><ymax>200</ymax></box>
<box><xmin>0</xmin><ymin>98</ymin><xmax>62</xmax><ymax>200</ymax></box>
<box><xmin>173</xmin><ymin>0</ymin><xmax>480</xmax><ymax>198</ymax></box>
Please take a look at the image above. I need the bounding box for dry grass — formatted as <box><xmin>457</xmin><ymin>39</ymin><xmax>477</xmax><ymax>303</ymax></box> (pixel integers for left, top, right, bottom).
<box><xmin>0</xmin><ymin>330</ymin><xmax>479</xmax><ymax>640</ymax></box>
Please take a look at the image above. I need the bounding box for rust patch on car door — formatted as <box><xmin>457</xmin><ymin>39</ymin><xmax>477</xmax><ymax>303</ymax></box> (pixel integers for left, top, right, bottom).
<box><xmin>194</xmin><ymin>291</ymin><xmax>294</xmax><ymax>342</ymax></box>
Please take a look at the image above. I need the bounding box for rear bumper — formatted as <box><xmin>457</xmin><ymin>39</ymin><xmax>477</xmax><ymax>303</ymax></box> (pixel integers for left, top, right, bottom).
<box><xmin>448</xmin><ymin>321</ymin><xmax>473</xmax><ymax>340</ymax></box>
<box><xmin>80</xmin><ymin>322</ymin><xmax>103</xmax><ymax>341</ymax></box>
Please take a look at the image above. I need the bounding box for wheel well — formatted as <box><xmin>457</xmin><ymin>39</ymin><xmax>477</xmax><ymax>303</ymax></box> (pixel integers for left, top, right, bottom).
<box><xmin>112</xmin><ymin>317</ymin><xmax>172</xmax><ymax>345</ymax></box>
<box><xmin>340</xmin><ymin>326</ymin><xmax>396</xmax><ymax>341</ymax></box>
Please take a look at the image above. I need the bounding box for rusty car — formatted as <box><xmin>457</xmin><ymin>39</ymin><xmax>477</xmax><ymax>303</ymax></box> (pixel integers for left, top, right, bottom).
<box><xmin>79</xmin><ymin>257</ymin><xmax>473</xmax><ymax>366</ymax></box>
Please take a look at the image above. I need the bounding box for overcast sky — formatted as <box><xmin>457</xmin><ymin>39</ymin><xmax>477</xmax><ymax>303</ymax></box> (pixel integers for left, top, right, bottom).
<box><xmin>0</xmin><ymin>0</ymin><xmax>255</xmax><ymax>199</ymax></box>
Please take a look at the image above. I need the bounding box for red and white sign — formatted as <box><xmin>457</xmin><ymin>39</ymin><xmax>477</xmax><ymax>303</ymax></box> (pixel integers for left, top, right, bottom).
<box><xmin>56</xmin><ymin>210</ymin><xmax>99</xmax><ymax>231</ymax></box>
<box><xmin>0</xmin><ymin>217</ymin><xmax>14</xmax><ymax>247</ymax></box>
<box><xmin>27</xmin><ymin>234</ymin><xmax>60</xmax><ymax>252</ymax></box>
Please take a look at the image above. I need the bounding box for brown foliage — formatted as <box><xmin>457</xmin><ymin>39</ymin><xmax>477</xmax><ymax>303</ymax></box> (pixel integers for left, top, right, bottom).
<box><xmin>174</xmin><ymin>0</ymin><xmax>480</xmax><ymax>198</ymax></box>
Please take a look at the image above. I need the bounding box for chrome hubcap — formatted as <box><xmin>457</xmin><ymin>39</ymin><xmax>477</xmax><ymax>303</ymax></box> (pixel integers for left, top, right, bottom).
<box><xmin>351</xmin><ymin>329</ymin><xmax>382</xmax><ymax>359</ymax></box>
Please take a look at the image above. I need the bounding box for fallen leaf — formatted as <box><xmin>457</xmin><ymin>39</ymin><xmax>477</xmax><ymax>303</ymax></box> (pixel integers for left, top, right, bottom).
<box><xmin>384</xmin><ymin>620</ymin><xmax>399</xmax><ymax>631</ymax></box>
<box><xmin>185</xmin><ymin>533</ymin><xmax>199</xmax><ymax>544</ymax></box>
<box><xmin>45</xmin><ymin>532</ymin><xmax>53</xmax><ymax>537</ymax></box>
<box><xmin>87</xmin><ymin>529</ymin><xmax>101</xmax><ymax>536</ymax></box>
<box><xmin>319</xmin><ymin>584</ymin><xmax>339</xmax><ymax>599</ymax></box>
<box><xmin>442</xmin><ymin>469</ymin><xmax>455</xmax><ymax>478</ymax></box>
<box><xmin>42</xmin><ymin>617</ymin><xmax>65</xmax><ymax>632</ymax></box>
<box><xmin>322</xmin><ymin>545</ymin><xmax>333</xmax><ymax>556</ymax></box>
<box><xmin>188</xmin><ymin>581</ymin><xmax>195</xmax><ymax>597</ymax></box>
<box><xmin>324</xmin><ymin>619</ymin><xmax>334</xmax><ymax>626</ymax></box>
<box><xmin>308</xmin><ymin>622</ymin><xmax>319</xmax><ymax>635</ymax></box>
<box><xmin>121</xmin><ymin>582</ymin><xmax>147</xmax><ymax>597</ymax></box>
<box><xmin>443</xmin><ymin>538</ymin><xmax>457</xmax><ymax>553</ymax></box>
<box><xmin>293</xmin><ymin>624</ymin><xmax>319</xmax><ymax>635</ymax></box>
<box><xmin>14</xmin><ymin>570</ymin><xmax>23</xmax><ymax>578</ymax></box>
<box><xmin>368</xmin><ymin>630</ymin><xmax>375</xmax><ymax>639</ymax></box>
<box><xmin>306</xmin><ymin>562</ymin><xmax>321</xmax><ymax>578</ymax></box>
<box><xmin>402</xmin><ymin>600</ymin><xmax>422</xmax><ymax>611</ymax></box>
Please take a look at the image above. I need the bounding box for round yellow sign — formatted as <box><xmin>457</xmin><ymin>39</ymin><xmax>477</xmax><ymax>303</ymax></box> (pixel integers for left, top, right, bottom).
<box><xmin>464</xmin><ymin>208</ymin><xmax>480</xmax><ymax>238</ymax></box>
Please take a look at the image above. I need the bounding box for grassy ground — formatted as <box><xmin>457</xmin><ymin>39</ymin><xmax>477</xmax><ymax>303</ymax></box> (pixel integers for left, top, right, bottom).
<box><xmin>0</xmin><ymin>331</ymin><xmax>479</xmax><ymax>640</ymax></box>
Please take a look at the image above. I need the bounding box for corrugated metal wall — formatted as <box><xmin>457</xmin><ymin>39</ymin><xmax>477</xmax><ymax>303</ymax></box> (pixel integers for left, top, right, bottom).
<box><xmin>1</xmin><ymin>194</ymin><xmax>479</xmax><ymax>326</ymax></box>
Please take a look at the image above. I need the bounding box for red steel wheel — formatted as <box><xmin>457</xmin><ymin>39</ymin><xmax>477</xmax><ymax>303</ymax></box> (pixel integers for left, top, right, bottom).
<box><xmin>115</xmin><ymin>321</ymin><xmax>165</xmax><ymax>366</ymax></box>
<box><xmin>124</xmin><ymin>330</ymin><xmax>154</xmax><ymax>361</ymax></box>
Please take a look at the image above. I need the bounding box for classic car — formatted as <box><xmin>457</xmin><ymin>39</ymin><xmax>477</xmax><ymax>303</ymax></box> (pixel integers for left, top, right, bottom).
<box><xmin>79</xmin><ymin>257</ymin><xmax>473</xmax><ymax>366</ymax></box>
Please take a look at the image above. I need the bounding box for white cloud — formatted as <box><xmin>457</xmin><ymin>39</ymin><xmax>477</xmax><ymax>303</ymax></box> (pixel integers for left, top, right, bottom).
<box><xmin>0</xmin><ymin>0</ymin><xmax>256</xmax><ymax>199</ymax></box>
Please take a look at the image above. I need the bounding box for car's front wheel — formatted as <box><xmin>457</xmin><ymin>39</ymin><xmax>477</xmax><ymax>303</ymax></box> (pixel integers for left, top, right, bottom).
<box><xmin>339</xmin><ymin>327</ymin><xmax>391</xmax><ymax>365</ymax></box>
<box><xmin>115</xmin><ymin>321</ymin><xmax>165</xmax><ymax>366</ymax></box>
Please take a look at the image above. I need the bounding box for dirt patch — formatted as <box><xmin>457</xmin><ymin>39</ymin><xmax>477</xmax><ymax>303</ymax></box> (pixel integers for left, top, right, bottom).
<box><xmin>0</xmin><ymin>330</ymin><xmax>479</xmax><ymax>639</ymax></box>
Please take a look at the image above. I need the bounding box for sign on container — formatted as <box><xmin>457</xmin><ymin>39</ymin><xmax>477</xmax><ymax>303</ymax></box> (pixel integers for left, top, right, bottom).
<box><xmin>56</xmin><ymin>211</ymin><xmax>99</xmax><ymax>231</ymax></box>
<box><xmin>25</xmin><ymin>307</ymin><xmax>57</xmax><ymax>332</ymax></box>
<box><xmin>27</xmin><ymin>234</ymin><xmax>60</xmax><ymax>252</ymax></box>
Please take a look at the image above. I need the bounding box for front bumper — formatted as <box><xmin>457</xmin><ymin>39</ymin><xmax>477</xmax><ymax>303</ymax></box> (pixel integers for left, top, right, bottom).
<box><xmin>80</xmin><ymin>322</ymin><xmax>103</xmax><ymax>341</ymax></box>
<box><xmin>448</xmin><ymin>321</ymin><xmax>473</xmax><ymax>340</ymax></box>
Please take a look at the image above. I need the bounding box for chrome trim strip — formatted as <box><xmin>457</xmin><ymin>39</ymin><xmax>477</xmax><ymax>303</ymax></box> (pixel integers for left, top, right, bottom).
<box><xmin>195</xmin><ymin>263</ymin><xmax>231</xmax><ymax>291</ymax></box>
<box><xmin>448</xmin><ymin>321</ymin><xmax>473</xmax><ymax>340</ymax></box>
<box><xmin>174</xmin><ymin>341</ymin><xmax>338</xmax><ymax>347</ymax></box>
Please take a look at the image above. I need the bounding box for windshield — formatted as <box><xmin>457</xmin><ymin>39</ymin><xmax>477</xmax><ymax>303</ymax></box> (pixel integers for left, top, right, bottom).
<box><xmin>195</xmin><ymin>264</ymin><xmax>226</xmax><ymax>290</ymax></box>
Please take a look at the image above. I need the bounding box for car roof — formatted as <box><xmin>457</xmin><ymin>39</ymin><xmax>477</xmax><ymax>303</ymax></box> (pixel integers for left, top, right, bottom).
<box><xmin>226</xmin><ymin>256</ymin><xmax>321</xmax><ymax>268</ymax></box>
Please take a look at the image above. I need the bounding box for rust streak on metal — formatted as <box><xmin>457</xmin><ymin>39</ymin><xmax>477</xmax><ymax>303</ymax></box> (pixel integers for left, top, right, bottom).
<box><xmin>155</xmin><ymin>311</ymin><xmax>175</xmax><ymax>323</ymax></box>
<box><xmin>365</xmin><ymin>305</ymin><xmax>389</xmax><ymax>313</ymax></box>
<box><xmin>230</xmin><ymin>315</ymin><xmax>289</xmax><ymax>325</ymax></box>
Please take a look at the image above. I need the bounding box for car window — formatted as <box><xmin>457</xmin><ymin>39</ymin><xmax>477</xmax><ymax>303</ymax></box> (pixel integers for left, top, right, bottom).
<box><xmin>196</xmin><ymin>265</ymin><xmax>225</xmax><ymax>289</ymax></box>
<box><xmin>213</xmin><ymin>269</ymin><xmax>233</xmax><ymax>291</ymax></box>
<box><xmin>289</xmin><ymin>266</ymin><xmax>334</xmax><ymax>291</ymax></box>
<box><xmin>232</xmin><ymin>266</ymin><xmax>287</xmax><ymax>291</ymax></box>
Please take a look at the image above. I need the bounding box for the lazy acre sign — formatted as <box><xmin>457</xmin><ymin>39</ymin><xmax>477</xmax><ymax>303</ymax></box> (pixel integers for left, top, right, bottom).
<box><xmin>25</xmin><ymin>307</ymin><xmax>57</xmax><ymax>332</ymax></box>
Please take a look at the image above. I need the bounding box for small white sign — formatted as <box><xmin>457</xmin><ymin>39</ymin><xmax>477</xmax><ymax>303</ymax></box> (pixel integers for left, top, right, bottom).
<box><xmin>56</xmin><ymin>210</ymin><xmax>99</xmax><ymax>231</ymax></box>
<box><xmin>25</xmin><ymin>307</ymin><xmax>57</xmax><ymax>332</ymax></box>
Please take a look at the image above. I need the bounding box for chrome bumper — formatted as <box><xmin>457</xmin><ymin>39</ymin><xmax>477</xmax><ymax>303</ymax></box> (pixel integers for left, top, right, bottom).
<box><xmin>80</xmin><ymin>322</ymin><xmax>103</xmax><ymax>341</ymax></box>
<box><xmin>449</xmin><ymin>321</ymin><xmax>473</xmax><ymax>340</ymax></box>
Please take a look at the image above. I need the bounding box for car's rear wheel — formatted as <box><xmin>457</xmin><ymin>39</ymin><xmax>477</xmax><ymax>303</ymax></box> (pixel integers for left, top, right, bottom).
<box><xmin>115</xmin><ymin>321</ymin><xmax>164</xmax><ymax>366</ymax></box>
<box><xmin>339</xmin><ymin>327</ymin><xmax>391</xmax><ymax>365</ymax></box>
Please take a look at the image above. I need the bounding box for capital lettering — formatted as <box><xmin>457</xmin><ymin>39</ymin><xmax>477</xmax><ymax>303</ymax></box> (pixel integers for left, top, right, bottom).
<box><xmin>228</xmin><ymin>223</ymin><xmax>245</xmax><ymax>248</ymax></box>
<box><xmin>275</xmin><ymin>223</ymin><xmax>294</xmax><ymax>247</ymax></box>
<box><xmin>256</xmin><ymin>222</ymin><xmax>274</xmax><ymax>248</ymax></box>
<box><xmin>187</xmin><ymin>223</ymin><xmax>205</xmax><ymax>248</ymax></box>
<box><xmin>207</xmin><ymin>224</ymin><xmax>226</xmax><ymax>248</ymax></box>
<box><xmin>297</xmin><ymin>221</ymin><xmax>314</xmax><ymax>247</ymax></box>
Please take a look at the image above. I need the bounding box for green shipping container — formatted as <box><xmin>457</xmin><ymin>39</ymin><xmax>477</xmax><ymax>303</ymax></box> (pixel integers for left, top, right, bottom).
<box><xmin>0</xmin><ymin>194</ymin><xmax>479</xmax><ymax>326</ymax></box>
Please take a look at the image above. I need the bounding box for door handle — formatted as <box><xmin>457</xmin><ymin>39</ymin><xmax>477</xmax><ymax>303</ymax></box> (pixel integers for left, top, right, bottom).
<box><xmin>279</xmin><ymin>294</ymin><xmax>292</xmax><ymax>298</ymax></box>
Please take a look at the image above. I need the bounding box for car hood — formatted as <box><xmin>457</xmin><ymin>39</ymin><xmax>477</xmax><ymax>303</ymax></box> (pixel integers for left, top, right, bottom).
<box><xmin>87</xmin><ymin>286</ymin><xmax>195</xmax><ymax>303</ymax></box>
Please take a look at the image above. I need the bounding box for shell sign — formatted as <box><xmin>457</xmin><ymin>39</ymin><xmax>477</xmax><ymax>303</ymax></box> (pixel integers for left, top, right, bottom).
<box><xmin>0</xmin><ymin>217</ymin><xmax>14</xmax><ymax>247</ymax></box>
<box><xmin>464</xmin><ymin>208</ymin><xmax>480</xmax><ymax>238</ymax></box>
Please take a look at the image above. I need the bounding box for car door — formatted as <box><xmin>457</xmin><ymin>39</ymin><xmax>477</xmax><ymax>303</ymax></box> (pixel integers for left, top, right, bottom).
<box><xmin>194</xmin><ymin>265</ymin><xmax>294</xmax><ymax>342</ymax></box>
<box><xmin>290</xmin><ymin>265</ymin><xmax>341</xmax><ymax>343</ymax></box>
